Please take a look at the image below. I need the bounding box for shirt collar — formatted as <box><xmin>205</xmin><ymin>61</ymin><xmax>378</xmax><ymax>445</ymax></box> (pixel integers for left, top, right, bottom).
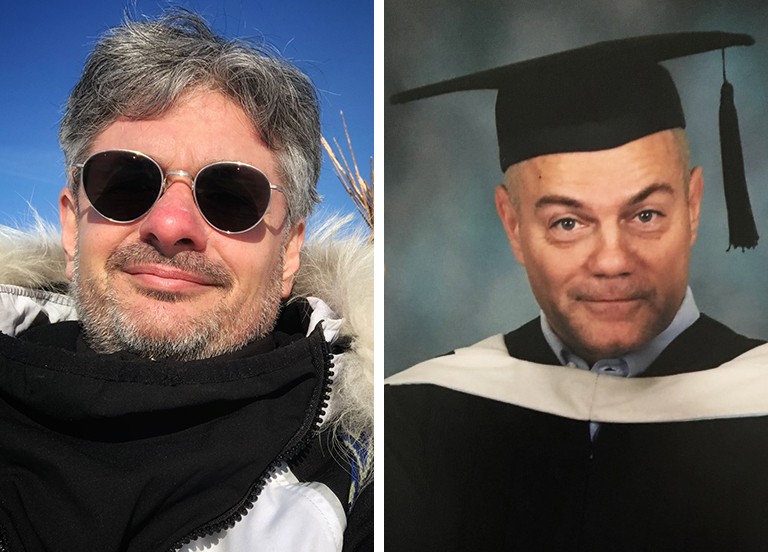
<box><xmin>540</xmin><ymin>287</ymin><xmax>700</xmax><ymax>377</ymax></box>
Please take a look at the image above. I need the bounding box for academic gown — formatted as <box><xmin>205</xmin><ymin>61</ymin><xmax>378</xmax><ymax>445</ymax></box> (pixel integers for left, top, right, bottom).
<box><xmin>385</xmin><ymin>314</ymin><xmax>767</xmax><ymax>551</ymax></box>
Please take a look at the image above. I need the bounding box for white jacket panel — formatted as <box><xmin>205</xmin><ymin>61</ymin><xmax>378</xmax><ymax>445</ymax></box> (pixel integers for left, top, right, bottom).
<box><xmin>0</xmin><ymin>285</ymin><xmax>77</xmax><ymax>337</ymax></box>
<box><xmin>182</xmin><ymin>464</ymin><xmax>346</xmax><ymax>552</ymax></box>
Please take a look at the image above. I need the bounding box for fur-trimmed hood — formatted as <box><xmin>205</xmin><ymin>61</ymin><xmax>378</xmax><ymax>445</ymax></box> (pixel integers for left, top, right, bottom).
<box><xmin>0</xmin><ymin>215</ymin><xmax>373</xmax><ymax>449</ymax></box>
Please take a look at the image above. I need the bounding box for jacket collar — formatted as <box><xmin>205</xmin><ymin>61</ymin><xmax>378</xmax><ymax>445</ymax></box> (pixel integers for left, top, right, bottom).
<box><xmin>0</xmin><ymin>320</ymin><xmax>333</xmax><ymax>551</ymax></box>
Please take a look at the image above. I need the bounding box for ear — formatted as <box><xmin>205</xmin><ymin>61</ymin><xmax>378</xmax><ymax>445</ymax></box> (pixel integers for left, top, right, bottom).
<box><xmin>59</xmin><ymin>187</ymin><xmax>79</xmax><ymax>281</ymax></box>
<box><xmin>687</xmin><ymin>165</ymin><xmax>704</xmax><ymax>246</ymax></box>
<box><xmin>281</xmin><ymin>220</ymin><xmax>306</xmax><ymax>298</ymax></box>
<box><xmin>495</xmin><ymin>185</ymin><xmax>526</xmax><ymax>266</ymax></box>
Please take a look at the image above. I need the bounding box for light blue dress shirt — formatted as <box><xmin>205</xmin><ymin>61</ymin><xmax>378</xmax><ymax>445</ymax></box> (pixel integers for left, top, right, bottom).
<box><xmin>540</xmin><ymin>287</ymin><xmax>700</xmax><ymax>439</ymax></box>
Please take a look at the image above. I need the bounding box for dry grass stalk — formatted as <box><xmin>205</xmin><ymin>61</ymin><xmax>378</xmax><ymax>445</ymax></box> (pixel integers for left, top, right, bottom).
<box><xmin>322</xmin><ymin>112</ymin><xmax>374</xmax><ymax>236</ymax></box>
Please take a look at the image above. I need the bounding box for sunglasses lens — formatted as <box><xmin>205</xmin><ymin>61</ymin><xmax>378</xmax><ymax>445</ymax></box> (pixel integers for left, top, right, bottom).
<box><xmin>81</xmin><ymin>151</ymin><xmax>162</xmax><ymax>222</ymax></box>
<box><xmin>195</xmin><ymin>164</ymin><xmax>272</xmax><ymax>233</ymax></box>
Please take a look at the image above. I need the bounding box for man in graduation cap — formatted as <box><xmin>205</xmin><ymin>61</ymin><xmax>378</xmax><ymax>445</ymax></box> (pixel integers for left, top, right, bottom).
<box><xmin>386</xmin><ymin>32</ymin><xmax>768</xmax><ymax>551</ymax></box>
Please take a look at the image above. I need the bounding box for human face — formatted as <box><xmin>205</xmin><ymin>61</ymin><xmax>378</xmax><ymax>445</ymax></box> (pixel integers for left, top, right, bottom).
<box><xmin>496</xmin><ymin>130</ymin><xmax>702</xmax><ymax>365</ymax></box>
<box><xmin>60</xmin><ymin>89</ymin><xmax>305</xmax><ymax>360</ymax></box>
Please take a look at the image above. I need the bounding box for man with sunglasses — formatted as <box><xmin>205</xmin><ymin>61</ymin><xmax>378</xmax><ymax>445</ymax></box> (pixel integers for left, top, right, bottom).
<box><xmin>0</xmin><ymin>10</ymin><xmax>372</xmax><ymax>552</ymax></box>
<box><xmin>386</xmin><ymin>32</ymin><xmax>768</xmax><ymax>551</ymax></box>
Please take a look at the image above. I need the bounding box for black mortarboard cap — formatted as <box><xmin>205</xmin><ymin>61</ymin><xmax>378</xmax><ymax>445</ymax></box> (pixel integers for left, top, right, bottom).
<box><xmin>392</xmin><ymin>32</ymin><xmax>758</xmax><ymax>250</ymax></box>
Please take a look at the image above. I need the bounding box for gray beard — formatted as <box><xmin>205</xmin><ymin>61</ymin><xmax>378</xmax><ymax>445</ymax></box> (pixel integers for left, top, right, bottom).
<box><xmin>71</xmin><ymin>241</ymin><xmax>285</xmax><ymax>361</ymax></box>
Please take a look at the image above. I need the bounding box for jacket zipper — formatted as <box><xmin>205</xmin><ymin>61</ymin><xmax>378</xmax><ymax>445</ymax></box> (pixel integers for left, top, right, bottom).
<box><xmin>167</xmin><ymin>337</ymin><xmax>335</xmax><ymax>552</ymax></box>
<box><xmin>0</xmin><ymin>520</ymin><xmax>10</xmax><ymax>552</ymax></box>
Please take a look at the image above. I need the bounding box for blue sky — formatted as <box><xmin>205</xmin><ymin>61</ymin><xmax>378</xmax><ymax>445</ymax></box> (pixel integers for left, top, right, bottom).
<box><xmin>0</xmin><ymin>0</ymin><xmax>373</xmax><ymax>233</ymax></box>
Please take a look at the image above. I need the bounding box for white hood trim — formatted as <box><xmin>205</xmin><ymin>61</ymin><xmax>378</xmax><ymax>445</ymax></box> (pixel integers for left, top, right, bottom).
<box><xmin>387</xmin><ymin>335</ymin><xmax>768</xmax><ymax>423</ymax></box>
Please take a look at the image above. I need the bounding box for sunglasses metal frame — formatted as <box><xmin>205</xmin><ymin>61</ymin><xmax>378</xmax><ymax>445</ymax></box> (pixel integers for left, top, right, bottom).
<box><xmin>71</xmin><ymin>149</ymin><xmax>285</xmax><ymax>234</ymax></box>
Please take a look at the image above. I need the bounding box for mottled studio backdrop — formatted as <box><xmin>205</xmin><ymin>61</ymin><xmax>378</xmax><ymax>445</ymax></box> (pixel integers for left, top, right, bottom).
<box><xmin>385</xmin><ymin>0</ymin><xmax>768</xmax><ymax>376</ymax></box>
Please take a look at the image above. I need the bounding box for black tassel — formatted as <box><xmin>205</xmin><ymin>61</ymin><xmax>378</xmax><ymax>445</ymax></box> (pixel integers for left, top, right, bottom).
<box><xmin>719</xmin><ymin>59</ymin><xmax>759</xmax><ymax>250</ymax></box>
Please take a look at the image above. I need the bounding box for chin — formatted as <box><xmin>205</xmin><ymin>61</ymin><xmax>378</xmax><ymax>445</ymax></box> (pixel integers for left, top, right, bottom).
<box><xmin>581</xmin><ymin>333</ymin><xmax>650</xmax><ymax>359</ymax></box>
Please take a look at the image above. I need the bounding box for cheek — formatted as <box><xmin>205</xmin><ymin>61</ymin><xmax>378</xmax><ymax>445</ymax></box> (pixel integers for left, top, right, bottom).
<box><xmin>223</xmin><ymin>241</ymin><xmax>283</xmax><ymax>293</ymax></box>
<box><xmin>522</xmin><ymin>249</ymin><xmax>572</xmax><ymax>301</ymax></box>
<box><xmin>76</xmin><ymin>226</ymin><xmax>125</xmax><ymax>269</ymax></box>
<box><xmin>640</xmin><ymin>221</ymin><xmax>691</xmax><ymax>267</ymax></box>
<box><xmin>648</xmin><ymin>238</ymin><xmax>691</xmax><ymax>286</ymax></box>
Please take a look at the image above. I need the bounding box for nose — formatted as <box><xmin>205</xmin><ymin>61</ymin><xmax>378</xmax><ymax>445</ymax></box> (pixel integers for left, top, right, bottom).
<box><xmin>587</xmin><ymin>224</ymin><xmax>634</xmax><ymax>278</ymax></box>
<box><xmin>138</xmin><ymin>174</ymin><xmax>208</xmax><ymax>256</ymax></box>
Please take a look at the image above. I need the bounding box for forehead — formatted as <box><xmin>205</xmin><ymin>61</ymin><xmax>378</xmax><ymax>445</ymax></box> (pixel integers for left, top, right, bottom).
<box><xmin>88</xmin><ymin>90</ymin><xmax>276</xmax><ymax>177</ymax></box>
<box><xmin>516</xmin><ymin>130</ymin><xmax>686</xmax><ymax>203</ymax></box>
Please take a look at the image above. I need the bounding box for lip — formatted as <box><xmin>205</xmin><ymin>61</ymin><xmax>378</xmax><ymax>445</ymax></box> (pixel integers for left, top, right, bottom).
<box><xmin>578</xmin><ymin>297</ymin><xmax>644</xmax><ymax>317</ymax></box>
<box><xmin>581</xmin><ymin>297</ymin><xmax>642</xmax><ymax>303</ymax></box>
<box><xmin>123</xmin><ymin>264</ymin><xmax>219</xmax><ymax>293</ymax></box>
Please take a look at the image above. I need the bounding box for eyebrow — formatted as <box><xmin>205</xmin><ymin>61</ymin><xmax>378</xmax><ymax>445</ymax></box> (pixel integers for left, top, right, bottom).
<box><xmin>535</xmin><ymin>195</ymin><xmax>584</xmax><ymax>209</ymax></box>
<box><xmin>626</xmin><ymin>182</ymin><xmax>675</xmax><ymax>205</ymax></box>
<box><xmin>534</xmin><ymin>182</ymin><xmax>675</xmax><ymax>210</ymax></box>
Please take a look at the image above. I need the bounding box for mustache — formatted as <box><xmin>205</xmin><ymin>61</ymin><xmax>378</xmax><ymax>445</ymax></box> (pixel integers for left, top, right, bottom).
<box><xmin>105</xmin><ymin>242</ymin><xmax>235</xmax><ymax>289</ymax></box>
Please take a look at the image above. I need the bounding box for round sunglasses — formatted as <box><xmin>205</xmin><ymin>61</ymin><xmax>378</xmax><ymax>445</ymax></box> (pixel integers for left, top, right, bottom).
<box><xmin>72</xmin><ymin>149</ymin><xmax>284</xmax><ymax>234</ymax></box>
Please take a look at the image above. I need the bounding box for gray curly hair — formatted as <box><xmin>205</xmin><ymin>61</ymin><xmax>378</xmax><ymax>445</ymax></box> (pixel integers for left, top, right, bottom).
<box><xmin>60</xmin><ymin>9</ymin><xmax>321</xmax><ymax>227</ymax></box>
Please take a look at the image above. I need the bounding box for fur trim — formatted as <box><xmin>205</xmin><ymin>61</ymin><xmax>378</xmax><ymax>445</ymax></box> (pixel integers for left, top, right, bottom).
<box><xmin>292</xmin><ymin>216</ymin><xmax>374</xmax><ymax>449</ymax></box>
<box><xmin>0</xmin><ymin>216</ymin><xmax>68</xmax><ymax>290</ymax></box>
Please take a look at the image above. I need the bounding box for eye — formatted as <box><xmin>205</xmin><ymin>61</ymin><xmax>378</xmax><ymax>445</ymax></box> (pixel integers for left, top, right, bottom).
<box><xmin>635</xmin><ymin>209</ymin><xmax>663</xmax><ymax>223</ymax></box>
<box><xmin>552</xmin><ymin>217</ymin><xmax>579</xmax><ymax>231</ymax></box>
